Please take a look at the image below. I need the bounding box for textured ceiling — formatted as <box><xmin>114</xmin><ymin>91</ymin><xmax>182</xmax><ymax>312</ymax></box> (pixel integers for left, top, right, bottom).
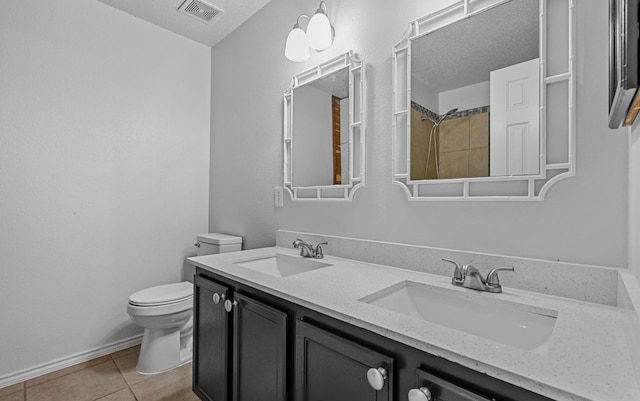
<box><xmin>306</xmin><ymin>67</ymin><xmax>350</xmax><ymax>99</ymax></box>
<box><xmin>96</xmin><ymin>0</ymin><xmax>271</xmax><ymax>47</ymax></box>
<box><xmin>412</xmin><ymin>0</ymin><xmax>539</xmax><ymax>93</ymax></box>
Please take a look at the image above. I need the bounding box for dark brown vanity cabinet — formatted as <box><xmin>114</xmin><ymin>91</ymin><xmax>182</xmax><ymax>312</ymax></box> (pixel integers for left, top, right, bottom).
<box><xmin>193</xmin><ymin>269</ymin><xmax>553</xmax><ymax>401</ymax></box>
<box><xmin>193</xmin><ymin>275</ymin><xmax>229</xmax><ymax>401</ymax></box>
<box><xmin>295</xmin><ymin>320</ymin><xmax>394</xmax><ymax>401</ymax></box>
<box><xmin>232</xmin><ymin>292</ymin><xmax>288</xmax><ymax>401</ymax></box>
<box><xmin>193</xmin><ymin>275</ymin><xmax>288</xmax><ymax>401</ymax></box>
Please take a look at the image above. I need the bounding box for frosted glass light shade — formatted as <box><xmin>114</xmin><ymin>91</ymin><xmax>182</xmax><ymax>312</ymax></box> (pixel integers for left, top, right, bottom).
<box><xmin>285</xmin><ymin>26</ymin><xmax>310</xmax><ymax>62</ymax></box>
<box><xmin>307</xmin><ymin>11</ymin><xmax>333</xmax><ymax>51</ymax></box>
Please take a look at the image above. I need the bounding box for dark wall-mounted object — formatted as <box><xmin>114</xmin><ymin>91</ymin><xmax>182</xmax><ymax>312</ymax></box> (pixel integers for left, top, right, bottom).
<box><xmin>609</xmin><ymin>0</ymin><xmax>639</xmax><ymax>129</ymax></box>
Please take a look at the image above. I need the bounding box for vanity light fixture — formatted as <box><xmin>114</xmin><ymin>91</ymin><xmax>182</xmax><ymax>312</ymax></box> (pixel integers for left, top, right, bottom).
<box><xmin>284</xmin><ymin>15</ymin><xmax>310</xmax><ymax>62</ymax></box>
<box><xmin>307</xmin><ymin>2</ymin><xmax>333</xmax><ymax>51</ymax></box>
<box><xmin>284</xmin><ymin>1</ymin><xmax>334</xmax><ymax>62</ymax></box>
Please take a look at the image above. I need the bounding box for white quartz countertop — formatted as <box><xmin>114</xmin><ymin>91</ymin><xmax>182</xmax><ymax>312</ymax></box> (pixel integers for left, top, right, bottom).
<box><xmin>188</xmin><ymin>247</ymin><xmax>640</xmax><ymax>401</ymax></box>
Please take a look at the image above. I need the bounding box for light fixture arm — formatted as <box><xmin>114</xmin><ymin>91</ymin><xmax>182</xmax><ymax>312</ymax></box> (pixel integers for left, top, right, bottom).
<box><xmin>317</xmin><ymin>1</ymin><xmax>328</xmax><ymax>14</ymax></box>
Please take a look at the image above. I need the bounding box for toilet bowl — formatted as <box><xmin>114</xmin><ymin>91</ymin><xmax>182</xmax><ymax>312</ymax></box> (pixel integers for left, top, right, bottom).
<box><xmin>127</xmin><ymin>281</ymin><xmax>194</xmax><ymax>374</ymax></box>
<box><xmin>127</xmin><ymin>233</ymin><xmax>242</xmax><ymax>375</ymax></box>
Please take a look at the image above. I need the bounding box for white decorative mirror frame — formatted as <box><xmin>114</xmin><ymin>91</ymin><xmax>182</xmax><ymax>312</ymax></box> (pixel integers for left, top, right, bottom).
<box><xmin>391</xmin><ymin>0</ymin><xmax>575</xmax><ymax>201</ymax></box>
<box><xmin>284</xmin><ymin>51</ymin><xmax>365</xmax><ymax>201</ymax></box>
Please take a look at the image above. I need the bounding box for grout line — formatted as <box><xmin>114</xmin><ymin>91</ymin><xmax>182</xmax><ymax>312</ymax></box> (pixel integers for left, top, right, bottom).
<box><xmin>1</xmin><ymin>336</ymin><xmax>143</xmax><ymax>389</ymax></box>
<box><xmin>25</xmin><ymin>358</ymin><xmax>113</xmax><ymax>390</ymax></box>
<box><xmin>110</xmin><ymin>353</ymin><xmax>130</xmax><ymax>401</ymax></box>
<box><xmin>16</xmin><ymin>348</ymin><xmax>192</xmax><ymax>401</ymax></box>
<box><xmin>129</xmin><ymin>385</ymin><xmax>139</xmax><ymax>401</ymax></box>
<box><xmin>92</xmin><ymin>387</ymin><xmax>124</xmax><ymax>401</ymax></box>
<box><xmin>0</xmin><ymin>382</ymin><xmax>25</xmax><ymax>397</ymax></box>
<box><xmin>90</xmin><ymin>352</ymin><xmax>137</xmax><ymax>401</ymax></box>
<box><xmin>123</xmin><ymin>369</ymin><xmax>138</xmax><ymax>401</ymax></box>
<box><xmin>19</xmin><ymin>347</ymin><xmax>142</xmax><ymax>401</ymax></box>
<box><xmin>109</xmin><ymin>349</ymin><xmax>139</xmax><ymax>401</ymax></box>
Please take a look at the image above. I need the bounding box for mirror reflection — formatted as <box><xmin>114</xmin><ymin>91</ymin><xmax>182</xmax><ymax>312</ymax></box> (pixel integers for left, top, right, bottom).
<box><xmin>292</xmin><ymin>67</ymin><xmax>349</xmax><ymax>187</ymax></box>
<box><xmin>410</xmin><ymin>0</ymin><xmax>540</xmax><ymax>180</ymax></box>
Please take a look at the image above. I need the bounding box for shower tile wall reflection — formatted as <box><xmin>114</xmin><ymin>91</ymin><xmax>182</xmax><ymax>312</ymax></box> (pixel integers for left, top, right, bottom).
<box><xmin>439</xmin><ymin>113</ymin><xmax>489</xmax><ymax>179</ymax></box>
<box><xmin>410</xmin><ymin>104</ymin><xmax>489</xmax><ymax>180</ymax></box>
<box><xmin>410</xmin><ymin>108</ymin><xmax>437</xmax><ymax>180</ymax></box>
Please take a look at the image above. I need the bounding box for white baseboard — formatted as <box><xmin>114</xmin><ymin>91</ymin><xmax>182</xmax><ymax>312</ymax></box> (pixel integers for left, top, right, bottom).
<box><xmin>0</xmin><ymin>335</ymin><xmax>142</xmax><ymax>389</ymax></box>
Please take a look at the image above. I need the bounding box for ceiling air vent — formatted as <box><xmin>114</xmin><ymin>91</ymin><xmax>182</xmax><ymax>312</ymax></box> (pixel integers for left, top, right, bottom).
<box><xmin>177</xmin><ymin>0</ymin><xmax>224</xmax><ymax>24</ymax></box>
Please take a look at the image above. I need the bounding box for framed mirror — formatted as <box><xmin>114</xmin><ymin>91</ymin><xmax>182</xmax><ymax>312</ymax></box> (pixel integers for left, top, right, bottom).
<box><xmin>284</xmin><ymin>51</ymin><xmax>365</xmax><ymax>201</ymax></box>
<box><xmin>392</xmin><ymin>0</ymin><xmax>575</xmax><ymax>201</ymax></box>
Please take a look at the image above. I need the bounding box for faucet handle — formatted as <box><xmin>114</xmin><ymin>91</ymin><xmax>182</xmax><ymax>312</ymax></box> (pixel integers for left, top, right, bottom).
<box><xmin>314</xmin><ymin>242</ymin><xmax>328</xmax><ymax>258</ymax></box>
<box><xmin>442</xmin><ymin>258</ymin><xmax>463</xmax><ymax>281</ymax></box>
<box><xmin>486</xmin><ymin>267</ymin><xmax>515</xmax><ymax>286</ymax></box>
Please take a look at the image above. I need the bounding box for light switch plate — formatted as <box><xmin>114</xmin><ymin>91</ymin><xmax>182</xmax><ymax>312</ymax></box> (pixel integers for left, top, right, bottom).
<box><xmin>274</xmin><ymin>187</ymin><xmax>284</xmax><ymax>208</ymax></box>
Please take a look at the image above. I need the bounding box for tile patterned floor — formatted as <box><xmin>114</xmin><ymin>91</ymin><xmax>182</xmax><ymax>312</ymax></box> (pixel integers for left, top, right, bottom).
<box><xmin>0</xmin><ymin>346</ymin><xmax>199</xmax><ymax>401</ymax></box>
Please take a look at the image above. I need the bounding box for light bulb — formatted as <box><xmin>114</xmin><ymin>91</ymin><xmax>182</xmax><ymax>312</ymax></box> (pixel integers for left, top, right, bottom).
<box><xmin>284</xmin><ymin>25</ymin><xmax>310</xmax><ymax>62</ymax></box>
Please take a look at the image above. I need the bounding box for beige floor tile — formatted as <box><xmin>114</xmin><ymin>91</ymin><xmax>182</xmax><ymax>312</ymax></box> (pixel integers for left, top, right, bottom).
<box><xmin>0</xmin><ymin>383</ymin><xmax>23</xmax><ymax>397</ymax></box>
<box><xmin>109</xmin><ymin>345</ymin><xmax>140</xmax><ymax>361</ymax></box>
<box><xmin>0</xmin><ymin>390</ymin><xmax>23</xmax><ymax>401</ymax></box>
<box><xmin>130</xmin><ymin>363</ymin><xmax>197</xmax><ymax>401</ymax></box>
<box><xmin>95</xmin><ymin>388</ymin><xmax>136</xmax><ymax>401</ymax></box>
<box><xmin>25</xmin><ymin>360</ymin><xmax>127</xmax><ymax>401</ymax></box>
<box><xmin>25</xmin><ymin>356</ymin><xmax>112</xmax><ymax>388</ymax></box>
<box><xmin>112</xmin><ymin>352</ymin><xmax>147</xmax><ymax>386</ymax></box>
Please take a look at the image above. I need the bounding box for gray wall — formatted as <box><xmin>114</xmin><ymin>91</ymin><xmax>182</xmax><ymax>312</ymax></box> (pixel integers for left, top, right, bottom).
<box><xmin>0</xmin><ymin>0</ymin><xmax>210</xmax><ymax>379</ymax></box>
<box><xmin>209</xmin><ymin>0</ymin><xmax>629</xmax><ymax>268</ymax></box>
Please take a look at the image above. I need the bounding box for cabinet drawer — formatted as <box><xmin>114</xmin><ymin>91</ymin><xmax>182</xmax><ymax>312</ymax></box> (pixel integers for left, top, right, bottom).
<box><xmin>296</xmin><ymin>320</ymin><xmax>394</xmax><ymax>401</ymax></box>
<box><xmin>411</xmin><ymin>368</ymin><xmax>493</xmax><ymax>401</ymax></box>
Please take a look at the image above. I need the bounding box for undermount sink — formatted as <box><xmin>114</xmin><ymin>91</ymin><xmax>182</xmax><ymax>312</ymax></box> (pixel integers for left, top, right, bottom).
<box><xmin>360</xmin><ymin>281</ymin><xmax>557</xmax><ymax>350</ymax></box>
<box><xmin>233</xmin><ymin>253</ymin><xmax>332</xmax><ymax>278</ymax></box>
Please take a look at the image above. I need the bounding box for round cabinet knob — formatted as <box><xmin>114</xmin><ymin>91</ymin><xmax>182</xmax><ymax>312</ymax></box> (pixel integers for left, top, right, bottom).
<box><xmin>212</xmin><ymin>293</ymin><xmax>225</xmax><ymax>304</ymax></box>
<box><xmin>224</xmin><ymin>299</ymin><xmax>238</xmax><ymax>313</ymax></box>
<box><xmin>408</xmin><ymin>387</ymin><xmax>432</xmax><ymax>401</ymax></box>
<box><xmin>366</xmin><ymin>367</ymin><xmax>387</xmax><ymax>391</ymax></box>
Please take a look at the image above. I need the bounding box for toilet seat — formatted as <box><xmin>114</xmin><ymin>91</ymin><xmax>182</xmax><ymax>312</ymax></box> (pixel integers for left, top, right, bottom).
<box><xmin>127</xmin><ymin>296</ymin><xmax>192</xmax><ymax>317</ymax></box>
<box><xmin>129</xmin><ymin>281</ymin><xmax>193</xmax><ymax>307</ymax></box>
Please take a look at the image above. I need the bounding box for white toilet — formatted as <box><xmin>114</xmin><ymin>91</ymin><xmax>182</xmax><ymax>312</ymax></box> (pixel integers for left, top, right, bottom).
<box><xmin>127</xmin><ymin>233</ymin><xmax>242</xmax><ymax>374</ymax></box>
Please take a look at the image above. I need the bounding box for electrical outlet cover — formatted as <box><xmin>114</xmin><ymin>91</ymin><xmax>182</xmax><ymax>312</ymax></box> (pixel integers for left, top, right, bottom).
<box><xmin>274</xmin><ymin>187</ymin><xmax>284</xmax><ymax>207</ymax></box>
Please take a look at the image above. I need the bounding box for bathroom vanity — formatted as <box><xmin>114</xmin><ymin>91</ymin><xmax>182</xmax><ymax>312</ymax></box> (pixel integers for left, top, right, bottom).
<box><xmin>187</xmin><ymin>0</ymin><xmax>638</xmax><ymax>399</ymax></box>
<box><xmin>192</xmin><ymin>265</ymin><xmax>545</xmax><ymax>401</ymax></box>
<box><xmin>188</xmin><ymin>246</ymin><xmax>640</xmax><ymax>401</ymax></box>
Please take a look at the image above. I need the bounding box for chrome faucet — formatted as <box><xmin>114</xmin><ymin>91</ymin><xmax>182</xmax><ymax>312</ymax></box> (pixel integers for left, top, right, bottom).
<box><xmin>442</xmin><ymin>258</ymin><xmax>514</xmax><ymax>293</ymax></box>
<box><xmin>292</xmin><ymin>239</ymin><xmax>328</xmax><ymax>259</ymax></box>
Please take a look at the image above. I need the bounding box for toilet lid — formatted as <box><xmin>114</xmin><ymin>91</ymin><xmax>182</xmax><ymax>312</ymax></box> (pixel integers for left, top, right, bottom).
<box><xmin>129</xmin><ymin>281</ymin><xmax>193</xmax><ymax>306</ymax></box>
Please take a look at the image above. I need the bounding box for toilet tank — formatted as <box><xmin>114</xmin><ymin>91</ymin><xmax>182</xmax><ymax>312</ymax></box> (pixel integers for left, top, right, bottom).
<box><xmin>196</xmin><ymin>233</ymin><xmax>242</xmax><ymax>256</ymax></box>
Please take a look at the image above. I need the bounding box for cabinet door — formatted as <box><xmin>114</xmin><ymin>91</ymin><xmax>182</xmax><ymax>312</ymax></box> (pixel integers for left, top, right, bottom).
<box><xmin>232</xmin><ymin>293</ymin><xmax>288</xmax><ymax>401</ymax></box>
<box><xmin>296</xmin><ymin>320</ymin><xmax>394</xmax><ymax>401</ymax></box>
<box><xmin>193</xmin><ymin>275</ymin><xmax>230</xmax><ymax>401</ymax></box>
<box><xmin>410</xmin><ymin>369</ymin><xmax>492</xmax><ymax>401</ymax></box>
